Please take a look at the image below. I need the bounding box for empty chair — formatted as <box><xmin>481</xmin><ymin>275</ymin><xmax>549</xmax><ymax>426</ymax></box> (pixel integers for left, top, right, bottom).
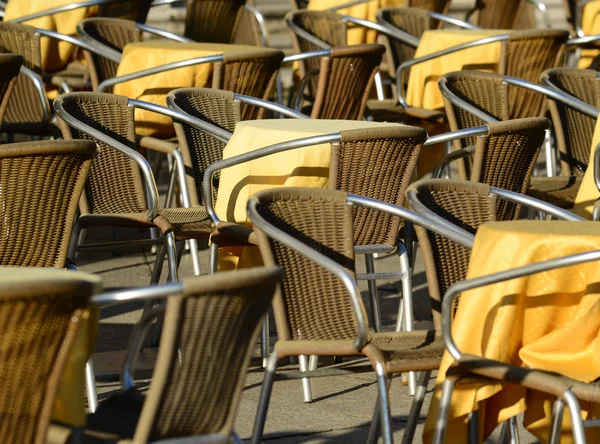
<box><xmin>184</xmin><ymin>0</ymin><xmax>247</xmax><ymax>43</ymax></box>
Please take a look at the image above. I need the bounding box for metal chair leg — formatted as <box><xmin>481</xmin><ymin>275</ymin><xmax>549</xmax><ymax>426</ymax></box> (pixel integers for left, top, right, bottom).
<box><xmin>165</xmin><ymin>232</ymin><xmax>179</xmax><ymax>282</ymax></box>
<box><xmin>150</xmin><ymin>243</ymin><xmax>166</xmax><ymax>285</ymax></box>
<box><xmin>508</xmin><ymin>416</ymin><xmax>520</xmax><ymax>444</ymax></box>
<box><xmin>308</xmin><ymin>355</ymin><xmax>318</xmax><ymax>371</ymax></box>
<box><xmin>376</xmin><ymin>363</ymin><xmax>393</xmax><ymax>444</ymax></box>
<box><xmin>85</xmin><ymin>357</ymin><xmax>98</xmax><ymax>413</ymax></box>
<box><xmin>549</xmin><ymin>398</ymin><xmax>565</xmax><ymax>444</ymax></box>
<box><xmin>67</xmin><ymin>223</ymin><xmax>82</xmax><ymax>262</ymax></box>
<box><xmin>299</xmin><ymin>354</ymin><xmax>313</xmax><ymax>403</ymax></box>
<box><xmin>261</xmin><ymin>315</ymin><xmax>269</xmax><ymax>368</ymax></box>
<box><xmin>209</xmin><ymin>242</ymin><xmax>219</xmax><ymax>274</ymax></box>
<box><xmin>563</xmin><ymin>389</ymin><xmax>586</xmax><ymax>444</ymax></box>
<box><xmin>402</xmin><ymin>371</ymin><xmax>431</xmax><ymax>444</ymax></box>
<box><xmin>432</xmin><ymin>378</ymin><xmax>456</xmax><ymax>444</ymax></box>
<box><xmin>467</xmin><ymin>410</ymin><xmax>479</xmax><ymax>443</ymax></box>
<box><xmin>398</xmin><ymin>241</ymin><xmax>416</xmax><ymax>395</ymax></box>
<box><xmin>367</xmin><ymin>395</ymin><xmax>382</xmax><ymax>444</ymax></box>
<box><xmin>188</xmin><ymin>239</ymin><xmax>202</xmax><ymax>275</ymax></box>
<box><xmin>365</xmin><ymin>253</ymin><xmax>382</xmax><ymax>332</ymax></box>
<box><xmin>251</xmin><ymin>353</ymin><xmax>279</xmax><ymax>444</ymax></box>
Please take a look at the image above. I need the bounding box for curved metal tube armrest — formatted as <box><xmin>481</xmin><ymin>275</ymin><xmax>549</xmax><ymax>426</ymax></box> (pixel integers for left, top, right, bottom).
<box><xmin>527</xmin><ymin>0</ymin><xmax>551</xmax><ymax>28</ymax></box>
<box><xmin>396</xmin><ymin>34</ymin><xmax>509</xmax><ymax>107</ymax></box>
<box><xmin>432</xmin><ymin>145</ymin><xmax>476</xmax><ymax>179</ymax></box>
<box><xmin>203</xmin><ymin>133</ymin><xmax>342</xmax><ymax>224</ymax></box>
<box><xmin>20</xmin><ymin>66</ymin><xmax>51</xmax><ymax>123</ymax></box>
<box><xmin>8</xmin><ymin>0</ymin><xmax>108</xmax><ymax>23</ymax></box>
<box><xmin>97</xmin><ymin>54</ymin><xmax>224</xmax><ymax>93</ymax></box>
<box><xmin>285</xmin><ymin>16</ymin><xmax>332</xmax><ymax>50</ymax></box>
<box><xmin>576</xmin><ymin>0</ymin><xmax>597</xmax><ymax>37</ymax></box>
<box><xmin>341</xmin><ymin>15</ymin><xmax>420</xmax><ymax>47</ymax></box>
<box><xmin>347</xmin><ymin>194</ymin><xmax>475</xmax><ymax>248</ymax></box>
<box><xmin>283</xmin><ymin>49</ymin><xmax>331</xmax><ymax>65</ymax></box>
<box><xmin>424</xmin><ymin>125</ymin><xmax>489</xmax><ymax>147</ymax></box>
<box><xmin>489</xmin><ymin>186</ymin><xmax>586</xmax><ymax>221</ymax></box>
<box><xmin>245</xmin><ymin>4</ymin><xmax>270</xmax><ymax>47</ymax></box>
<box><xmin>247</xmin><ymin>197</ymin><xmax>368</xmax><ymax>351</ymax></box>
<box><xmin>442</xmin><ymin>249</ymin><xmax>600</xmax><ymax>361</ymax></box>
<box><xmin>438</xmin><ymin>77</ymin><xmax>500</xmax><ymax>123</ymax></box>
<box><xmin>428</xmin><ymin>12</ymin><xmax>480</xmax><ymax>30</ymax></box>
<box><xmin>504</xmin><ymin>75</ymin><xmax>600</xmax><ymax>119</ymax></box>
<box><xmin>34</xmin><ymin>28</ymin><xmax>122</xmax><ymax>63</ymax></box>
<box><xmin>593</xmin><ymin>142</ymin><xmax>600</xmax><ymax>192</ymax></box>
<box><xmin>234</xmin><ymin>93</ymin><xmax>309</xmax><ymax>119</ymax></box>
<box><xmin>54</xmin><ymin>99</ymin><xmax>160</xmax><ymax>220</ymax></box>
<box><xmin>567</xmin><ymin>34</ymin><xmax>600</xmax><ymax>46</ymax></box>
<box><xmin>136</xmin><ymin>23</ymin><xmax>193</xmax><ymax>43</ymax></box>
<box><xmin>151</xmin><ymin>0</ymin><xmax>183</xmax><ymax>6</ymax></box>
<box><xmin>327</xmin><ymin>0</ymin><xmax>371</xmax><ymax>11</ymax></box>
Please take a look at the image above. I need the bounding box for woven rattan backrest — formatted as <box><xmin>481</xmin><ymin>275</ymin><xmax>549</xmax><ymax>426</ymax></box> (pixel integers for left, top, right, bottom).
<box><xmin>377</xmin><ymin>7</ymin><xmax>432</xmax><ymax>78</ymax></box>
<box><xmin>408</xmin><ymin>0</ymin><xmax>450</xmax><ymax>13</ymax></box>
<box><xmin>234</xmin><ymin>8</ymin><xmax>262</xmax><ymax>46</ymax></box>
<box><xmin>184</xmin><ymin>0</ymin><xmax>246</xmax><ymax>43</ymax></box>
<box><xmin>252</xmin><ymin>188</ymin><xmax>361</xmax><ymax>342</ymax></box>
<box><xmin>0</xmin><ymin>140</ymin><xmax>95</xmax><ymax>267</ymax></box>
<box><xmin>469</xmin><ymin>0</ymin><xmax>524</xmax><ymax>29</ymax></box>
<box><xmin>409</xmin><ymin>179</ymin><xmax>496</xmax><ymax>328</ymax></box>
<box><xmin>287</xmin><ymin>10</ymin><xmax>347</xmax><ymax>96</ymax></box>
<box><xmin>330</xmin><ymin>126</ymin><xmax>427</xmax><ymax>246</ymax></box>
<box><xmin>78</xmin><ymin>18</ymin><xmax>142</xmax><ymax>92</ymax></box>
<box><xmin>0</xmin><ymin>22</ymin><xmax>46</xmax><ymax>127</ymax></box>
<box><xmin>56</xmin><ymin>92</ymin><xmax>147</xmax><ymax>216</ymax></box>
<box><xmin>0</xmin><ymin>268</ymin><xmax>99</xmax><ymax>444</ymax></box>
<box><xmin>0</xmin><ymin>54</ymin><xmax>23</xmax><ymax>125</ymax></box>
<box><xmin>501</xmin><ymin>29</ymin><xmax>569</xmax><ymax>119</ymax></box>
<box><xmin>213</xmin><ymin>49</ymin><xmax>284</xmax><ymax>120</ymax></box>
<box><xmin>134</xmin><ymin>267</ymin><xmax>281</xmax><ymax>442</ymax></box>
<box><xmin>98</xmin><ymin>0</ymin><xmax>152</xmax><ymax>22</ymax></box>
<box><xmin>170</xmin><ymin>88</ymin><xmax>241</xmax><ymax>206</ymax></box>
<box><xmin>312</xmin><ymin>44</ymin><xmax>385</xmax><ymax>120</ymax></box>
<box><xmin>544</xmin><ymin>68</ymin><xmax>600</xmax><ymax>175</ymax></box>
<box><xmin>471</xmin><ymin>118</ymin><xmax>548</xmax><ymax>220</ymax></box>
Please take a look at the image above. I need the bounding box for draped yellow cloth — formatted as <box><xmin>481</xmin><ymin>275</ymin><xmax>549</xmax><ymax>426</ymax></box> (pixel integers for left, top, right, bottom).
<box><xmin>307</xmin><ymin>0</ymin><xmax>405</xmax><ymax>44</ymax></box>
<box><xmin>423</xmin><ymin>220</ymin><xmax>600</xmax><ymax>444</ymax></box>
<box><xmin>579</xmin><ymin>0</ymin><xmax>600</xmax><ymax>68</ymax></box>
<box><xmin>114</xmin><ymin>41</ymin><xmax>262</xmax><ymax>137</ymax></box>
<box><xmin>4</xmin><ymin>0</ymin><xmax>95</xmax><ymax>72</ymax></box>
<box><xmin>215</xmin><ymin>119</ymin><xmax>399</xmax><ymax>270</ymax></box>
<box><xmin>405</xmin><ymin>29</ymin><xmax>506</xmax><ymax>110</ymax></box>
<box><xmin>572</xmin><ymin>116</ymin><xmax>600</xmax><ymax>219</ymax></box>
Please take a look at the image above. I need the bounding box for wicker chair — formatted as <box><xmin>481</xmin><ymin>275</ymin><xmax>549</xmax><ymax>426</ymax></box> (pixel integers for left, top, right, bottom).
<box><xmin>54</xmin><ymin>92</ymin><xmax>213</xmax><ymax>281</ymax></box>
<box><xmin>0</xmin><ymin>140</ymin><xmax>96</xmax><ymax>267</ymax></box>
<box><xmin>248</xmin><ymin>187</ymin><xmax>468</xmax><ymax>444</ymax></box>
<box><xmin>0</xmin><ymin>53</ymin><xmax>23</xmax><ymax>124</ymax></box>
<box><xmin>0</xmin><ymin>268</ymin><xmax>100</xmax><ymax>444</ymax></box>
<box><xmin>49</xmin><ymin>266</ymin><xmax>282</xmax><ymax>443</ymax></box>
<box><xmin>184</xmin><ymin>0</ymin><xmax>247</xmax><ymax>43</ymax></box>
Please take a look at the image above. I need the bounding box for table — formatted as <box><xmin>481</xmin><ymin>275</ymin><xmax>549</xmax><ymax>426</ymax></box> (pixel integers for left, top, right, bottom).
<box><xmin>4</xmin><ymin>0</ymin><xmax>95</xmax><ymax>72</ymax></box>
<box><xmin>114</xmin><ymin>41</ymin><xmax>268</xmax><ymax>137</ymax></box>
<box><xmin>307</xmin><ymin>0</ymin><xmax>405</xmax><ymax>45</ymax></box>
<box><xmin>423</xmin><ymin>220</ymin><xmax>600</xmax><ymax>444</ymax></box>
<box><xmin>405</xmin><ymin>29</ymin><xmax>507</xmax><ymax>110</ymax></box>
<box><xmin>572</xmin><ymin>116</ymin><xmax>600</xmax><ymax>219</ymax></box>
<box><xmin>215</xmin><ymin>119</ymin><xmax>400</xmax><ymax>269</ymax></box>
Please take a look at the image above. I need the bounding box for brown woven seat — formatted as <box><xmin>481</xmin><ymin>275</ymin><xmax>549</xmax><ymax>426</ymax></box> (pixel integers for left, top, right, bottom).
<box><xmin>248</xmin><ymin>187</ymin><xmax>448</xmax><ymax>444</ymax></box>
<box><xmin>0</xmin><ymin>267</ymin><xmax>101</xmax><ymax>444</ymax></box>
<box><xmin>184</xmin><ymin>0</ymin><xmax>247</xmax><ymax>43</ymax></box>
<box><xmin>77</xmin><ymin>18</ymin><xmax>142</xmax><ymax>92</ymax></box>
<box><xmin>527</xmin><ymin>175</ymin><xmax>584</xmax><ymax>208</ymax></box>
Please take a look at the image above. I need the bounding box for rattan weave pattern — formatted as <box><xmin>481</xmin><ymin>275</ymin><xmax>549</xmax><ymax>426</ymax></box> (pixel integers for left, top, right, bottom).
<box><xmin>78</xmin><ymin>18</ymin><xmax>142</xmax><ymax>92</ymax></box>
<box><xmin>311</xmin><ymin>44</ymin><xmax>385</xmax><ymax>120</ymax></box>
<box><xmin>171</xmin><ymin>88</ymin><xmax>241</xmax><ymax>206</ymax></box>
<box><xmin>0</xmin><ymin>22</ymin><xmax>45</xmax><ymax>127</ymax></box>
<box><xmin>57</xmin><ymin>92</ymin><xmax>148</xmax><ymax>216</ymax></box>
<box><xmin>0</xmin><ymin>54</ymin><xmax>23</xmax><ymax>125</ymax></box>
<box><xmin>0</xmin><ymin>275</ymin><xmax>93</xmax><ymax>444</ymax></box>
<box><xmin>410</xmin><ymin>180</ymin><xmax>497</xmax><ymax>327</ymax></box>
<box><xmin>253</xmin><ymin>189</ymin><xmax>360</xmax><ymax>342</ymax></box>
<box><xmin>469</xmin><ymin>0</ymin><xmax>523</xmax><ymax>29</ymax></box>
<box><xmin>528</xmin><ymin>175</ymin><xmax>582</xmax><ymax>208</ymax></box>
<box><xmin>544</xmin><ymin>68</ymin><xmax>600</xmax><ymax>175</ymax></box>
<box><xmin>0</xmin><ymin>140</ymin><xmax>95</xmax><ymax>267</ymax></box>
<box><xmin>331</xmin><ymin>126</ymin><xmax>426</xmax><ymax>246</ymax></box>
<box><xmin>184</xmin><ymin>0</ymin><xmax>246</xmax><ymax>43</ymax></box>
<box><xmin>133</xmin><ymin>267</ymin><xmax>280</xmax><ymax>442</ymax></box>
<box><xmin>287</xmin><ymin>10</ymin><xmax>347</xmax><ymax>97</ymax></box>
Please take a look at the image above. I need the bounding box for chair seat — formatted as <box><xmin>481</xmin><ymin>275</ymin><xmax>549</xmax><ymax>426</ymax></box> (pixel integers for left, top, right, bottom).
<box><xmin>44</xmin><ymin>61</ymin><xmax>90</xmax><ymax>89</ymax></box>
<box><xmin>366</xmin><ymin>99</ymin><xmax>445</xmax><ymax>124</ymax></box>
<box><xmin>211</xmin><ymin>222</ymin><xmax>257</xmax><ymax>246</ymax></box>
<box><xmin>79</xmin><ymin>207</ymin><xmax>213</xmax><ymax>239</ymax></box>
<box><xmin>527</xmin><ymin>175</ymin><xmax>583</xmax><ymax>209</ymax></box>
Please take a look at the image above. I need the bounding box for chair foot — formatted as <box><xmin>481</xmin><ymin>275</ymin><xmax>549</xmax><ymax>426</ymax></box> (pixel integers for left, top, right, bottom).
<box><xmin>251</xmin><ymin>353</ymin><xmax>279</xmax><ymax>444</ymax></box>
<box><xmin>402</xmin><ymin>371</ymin><xmax>431</xmax><ymax>444</ymax></box>
<box><xmin>376</xmin><ymin>363</ymin><xmax>393</xmax><ymax>444</ymax></box>
<box><xmin>85</xmin><ymin>357</ymin><xmax>98</xmax><ymax>413</ymax></box>
<box><xmin>432</xmin><ymin>377</ymin><xmax>456</xmax><ymax>444</ymax></box>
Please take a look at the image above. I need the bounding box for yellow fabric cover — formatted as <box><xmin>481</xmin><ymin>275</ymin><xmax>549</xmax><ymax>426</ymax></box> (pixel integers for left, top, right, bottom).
<box><xmin>307</xmin><ymin>0</ymin><xmax>405</xmax><ymax>44</ymax></box>
<box><xmin>423</xmin><ymin>220</ymin><xmax>600</xmax><ymax>444</ymax></box>
<box><xmin>215</xmin><ymin>119</ymin><xmax>400</xmax><ymax>270</ymax></box>
<box><xmin>572</xmin><ymin>116</ymin><xmax>600</xmax><ymax>219</ymax></box>
<box><xmin>405</xmin><ymin>29</ymin><xmax>506</xmax><ymax>110</ymax></box>
<box><xmin>4</xmin><ymin>0</ymin><xmax>94</xmax><ymax>72</ymax></box>
<box><xmin>579</xmin><ymin>1</ymin><xmax>600</xmax><ymax>69</ymax></box>
<box><xmin>114</xmin><ymin>41</ymin><xmax>259</xmax><ymax>137</ymax></box>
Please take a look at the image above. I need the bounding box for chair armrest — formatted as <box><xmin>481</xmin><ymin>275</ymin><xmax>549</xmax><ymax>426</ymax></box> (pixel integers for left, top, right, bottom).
<box><xmin>428</xmin><ymin>12</ymin><xmax>480</xmax><ymax>30</ymax></box>
<box><xmin>285</xmin><ymin>14</ymin><xmax>332</xmax><ymax>50</ymax></box>
<box><xmin>136</xmin><ymin>23</ymin><xmax>193</xmax><ymax>43</ymax></box>
<box><xmin>97</xmin><ymin>54</ymin><xmax>224</xmax><ymax>93</ymax></box>
<box><xmin>341</xmin><ymin>15</ymin><xmax>420</xmax><ymax>47</ymax></box>
<box><xmin>136</xmin><ymin>135</ymin><xmax>177</xmax><ymax>154</ymax></box>
<box><xmin>203</xmin><ymin>132</ymin><xmax>341</xmax><ymax>224</ymax></box>
<box><xmin>35</xmin><ymin>28</ymin><xmax>122</xmax><ymax>64</ymax></box>
<box><xmin>424</xmin><ymin>125</ymin><xmax>489</xmax><ymax>147</ymax></box>
<box><xmin>7</xmin><ymin>0</ymin><xmax>107</xmax><ymax>23</ymax></box>
<box><xmin>526</xmin><ymin>0</ymin><xmax>551</xmax><ymax>28</ymax></box>
<box><xmin>20</xmin><ymin>66</ymin><xmax>51</xmax><ymax>124</ymax></box>
<box><xmin>432</xmin><ymin>145</ymin><xmax>476</xmax><ymax>179</ymax></box>
<box><xmin>247</xmin><ymin>195</ymin><xmax>368</xmax><ymax>352</ymax></box>
<box><xmin>396</xmin><ymin>34</ymin><xmax>510</xmax><ymax>108</ymax></box>
<box><xmin>438</xmin><ymin>77</ymin><xmax>500</xmax><ymax>123</ymax></box>
<box><xmin>235</xmin><ymin>93</ymin><xmax>309</xmax><ymax>119</ymax></box>
<box><xmin>245</xmin><ymin>4</ymin><xmax>270</xmax><ymax>47</ymax></box>
<box><xmin>282</xmin><ymin>49</ymin><xmax>331</xmax><ymax>65</ymax></box>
